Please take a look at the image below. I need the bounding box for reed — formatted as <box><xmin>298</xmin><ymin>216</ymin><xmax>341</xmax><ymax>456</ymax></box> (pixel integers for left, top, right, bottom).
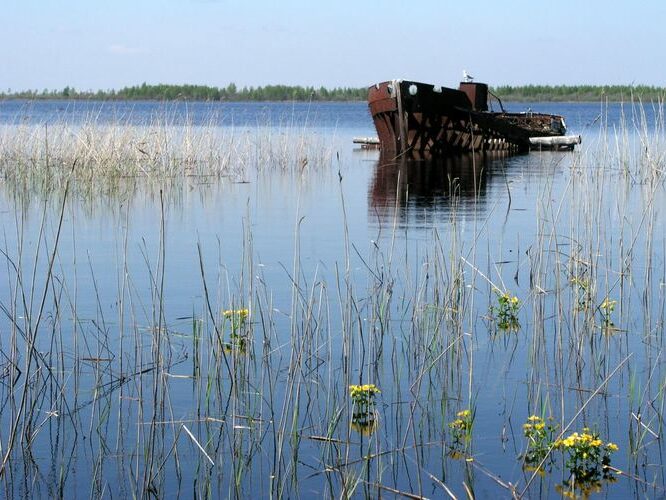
<box><xmin>0</xmin><ymin>116</ymin><xmax>334</xmax><ymax>186</ymax></box>
<box><xmin>0</xmin><ymin>98</ymin><xmax>665</xmax><ymax>497</ymax></box>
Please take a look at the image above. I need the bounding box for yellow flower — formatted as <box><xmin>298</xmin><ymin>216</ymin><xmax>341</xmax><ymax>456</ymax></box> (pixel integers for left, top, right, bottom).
<box><xmin>223</xmin><ymin>308</ymin><xmax>249</xmax><ymax>319</ymax></box>
<box><xmin>457</xmin><ymin>409</ymin><xmax>471</xmax><ymax>418</ymax></box>
<box><xmin>527</xmin><ymin>415</ymin><xmax>542</xmax><ymax>422</ymax></box>
<box><xmin>559</xmin><ymin>435</ymin><xmax>577</xmax><ymax>448</ymax></box>
<box><xmin>349</xmin><ymin>384</ymin><xmax>380</xmax><ymax>397</ymax></box>
<box><xmin>606</xmin><ymin>442</ymin><xmax>619</xmax><ymax>452</ymax></box>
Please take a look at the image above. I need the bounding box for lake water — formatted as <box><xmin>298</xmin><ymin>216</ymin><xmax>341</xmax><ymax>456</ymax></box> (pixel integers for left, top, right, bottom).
<box><xmin>0</xmin><ymin>99</ymin><xmax>664</xmax><ymax>498</ymax></box>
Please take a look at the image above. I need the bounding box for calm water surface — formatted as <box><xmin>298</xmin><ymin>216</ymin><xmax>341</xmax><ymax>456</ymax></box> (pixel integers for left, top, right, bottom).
<box><xmin>0</xmin><ymin>100</ymin><xmax>664</xmax><ymax>498</ymax></box>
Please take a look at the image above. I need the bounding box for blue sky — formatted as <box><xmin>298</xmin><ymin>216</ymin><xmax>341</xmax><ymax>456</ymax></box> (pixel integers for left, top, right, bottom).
<box><xmin>3</xmin><ymin>0</ymin><xmax>664</xmax><ymax>91</ymax></box>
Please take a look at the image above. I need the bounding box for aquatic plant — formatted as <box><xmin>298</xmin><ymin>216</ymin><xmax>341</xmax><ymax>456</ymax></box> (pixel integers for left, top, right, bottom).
<box><xmin>553</xmin><ymin>429</ymin><xmax>618</xmax><ymax>482</ymax></box>
<box><xmin>520</xmin><ymin>416</ymin><xmax>620</xmax><ymax>496</ymax></box>
<box><xmin>599</xmin><ymin>297</ymin><xmax>616</xmax><ymax>329</ymax></box>
<box><xmin>223</xmin><ymin>307</ymin><xmax>249</xmax><ymax>326</ymax></box>
<box><xmin>522</xmin><ymin>415</ymin><xmax>558</xmax><ymax>467</ymax></box>
<box><xmin>222</xmin><ymin>308</ymin><xmax>250</xmax><ymax>351</ymax></box>
<box><xmin>491</xmin><ymin>292</ymin><xmax>521</xmax><ymax>331</ymax></box>
<box><xmin>349</xmin><ymin>384</ymin><xmax>380</xmax><ymax>428</ymax></box>
<box><xmin>449</xmin><ymin>409</ymin><xmax>473</xmax><ymax>451</ymax></box>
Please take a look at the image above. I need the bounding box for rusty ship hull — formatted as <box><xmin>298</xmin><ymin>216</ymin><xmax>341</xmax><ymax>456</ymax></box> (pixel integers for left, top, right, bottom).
<box><xmin>368</xmin><ymin>79</ymin><xmax>566</xmax><ymax>157</ymax></box>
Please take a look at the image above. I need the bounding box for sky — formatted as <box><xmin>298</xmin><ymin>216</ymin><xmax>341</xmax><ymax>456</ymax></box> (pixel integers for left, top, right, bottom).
<box><xmin>3</xmin><ymin>0</ymin><xmax>665</xmax><ymax>92</ymax></box>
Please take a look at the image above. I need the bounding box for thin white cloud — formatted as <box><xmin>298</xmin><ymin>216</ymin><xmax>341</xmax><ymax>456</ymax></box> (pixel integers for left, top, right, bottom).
<box><xmin>107</xmin><ymin>44</ymin><xmax>149</xmax><ymax>55</ymax></box>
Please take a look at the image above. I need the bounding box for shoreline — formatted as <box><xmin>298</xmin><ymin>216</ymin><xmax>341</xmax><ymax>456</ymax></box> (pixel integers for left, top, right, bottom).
<box><xmin>1</xmin><ymin>83</ymin><xmax>664</xmax><ymax>104</ymax></box>
<box><xmin>0</xmin><ymin>96</ymin><xmax>660</xmax><ymax>104</ymax></box>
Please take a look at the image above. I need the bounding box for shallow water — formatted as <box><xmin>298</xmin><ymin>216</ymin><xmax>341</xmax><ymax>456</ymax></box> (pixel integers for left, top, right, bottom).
<box><xmin>0</xmin><ymin>100</ymin><xmax>665</xmax><ymax>498</ymax></box>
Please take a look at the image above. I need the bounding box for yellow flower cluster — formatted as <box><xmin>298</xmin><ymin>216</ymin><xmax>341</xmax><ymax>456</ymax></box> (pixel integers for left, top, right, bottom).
<box><xmin>449</xmin><ymin>409</ymin><xmax>473</xmax><ymax>431</ymax></box>
<box><xmin>554</xmin><ymin>431</ymin><xmax>603</xmax><ymax>449</ymax></box>
<box><xmin>523</xmin><ymin>416</ymin><xmax>545</xmax><ymax>436</ymax></box>
<box><xmin>348</xmin><ymin>384</ymin><xmax>381</xmax><ymax>397</ymax></box>
<box><xmin>606</xmin><ymin>442</ymin><xmax>619</xmax><ymax>452</ymax></box>
<box><xmin>507</xmin><ymin>295</ymin><xmax>520</xmax><ymax>306</ymax></box>
<box><xmin>523</xmin><ymin>420</ymin><xmax>546</xmax><ymax>432</ymax></box>
<box><xmin>223</xmin><ymin>308</ymin><xmax>249</xmax><ymax>319</ymax></box>
<box><xmin>522</xmin><ymin>414</ymin><xmax>558</xmax><ymax>465</ymax></box>
<box><xmin>553</xmin><ymin>429</ymin><xmax>618</xmax><ymax>454</ymax></box>
<box><xmin>497</xmin><ymin>293</ymin><xmax>520</xmax><ymax>307</ymax></box>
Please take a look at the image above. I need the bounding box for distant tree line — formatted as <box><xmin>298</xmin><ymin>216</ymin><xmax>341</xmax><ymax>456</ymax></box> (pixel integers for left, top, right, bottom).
<box><xmin>1</xmin><ymin>83</ymin><xmax>665</xmax><ymax>102</ymax></box>
<box><xmin>491</xmin><ymin>84</ymin><xmax>666</xmax><ymax>102</ymax></box>
<box><xmin>0</xmin><ymin>83</ymin><xmax>368</xmax><ymax>102</ymax></box>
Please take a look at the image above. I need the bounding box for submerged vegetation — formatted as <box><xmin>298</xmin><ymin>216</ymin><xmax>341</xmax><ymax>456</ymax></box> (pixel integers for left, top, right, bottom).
<box><xmin>0</xmin><ymin>99</ymin><xmax>665</xmax><ymax>497</ymax></box>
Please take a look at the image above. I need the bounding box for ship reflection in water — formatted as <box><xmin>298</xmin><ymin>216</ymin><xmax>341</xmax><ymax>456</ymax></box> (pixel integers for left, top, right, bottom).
<box><xmin>368</xmin><ymin>151</ymin><xmax>514</xmax><ymax>228</ymax></box>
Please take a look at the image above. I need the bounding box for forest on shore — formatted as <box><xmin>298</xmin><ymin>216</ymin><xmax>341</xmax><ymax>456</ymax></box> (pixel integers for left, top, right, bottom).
<box><xmin>0</xmin><ymin>83</ymin><xmax>366</xmax><ymax>102</ymax></box>
<box><xmin>1</xmin><ymin>83</ymin><xmax>664</xmax><ymax>102</ymax></box>
<box><xmin>491</xmin><ymin>84</ymin><xmax>665</xmax><ymax>102</ymax></box>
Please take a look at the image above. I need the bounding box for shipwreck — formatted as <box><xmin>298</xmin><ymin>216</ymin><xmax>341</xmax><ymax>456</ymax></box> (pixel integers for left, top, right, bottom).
<box><xmin>367</xmin><ymin>78</ymin><xmax>579</xmax><ymax>157</ymax></box>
